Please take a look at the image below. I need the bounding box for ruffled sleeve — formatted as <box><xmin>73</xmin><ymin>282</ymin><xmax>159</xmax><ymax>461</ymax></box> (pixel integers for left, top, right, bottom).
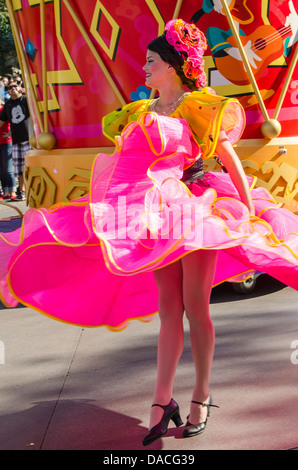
<box><xmin>102</xmin><ymin>99</ymin><xmax>151</xmax><ymax>142</ymax></box>
<box><xmin>174</xmin><ymin>89</ymin><xmax>245</xmax><ymax>159</ymax></box>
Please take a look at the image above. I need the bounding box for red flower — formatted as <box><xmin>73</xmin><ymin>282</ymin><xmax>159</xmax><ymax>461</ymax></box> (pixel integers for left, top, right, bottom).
<box><xmin>165</xmin><ymin>19</ymin><xmax>207</xmax><ymax>87</ymax></box>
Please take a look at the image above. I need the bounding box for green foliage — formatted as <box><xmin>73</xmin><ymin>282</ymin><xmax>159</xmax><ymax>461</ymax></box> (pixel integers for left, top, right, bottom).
<box><xmin>0</xmin><ymin>0</ymin><xmax>19</xmax><ymax>74</ymax></box>
<box><xmin>0</xmin><ymin>0</ymin><xmax>10</xmax><ymax>36</ymax></box>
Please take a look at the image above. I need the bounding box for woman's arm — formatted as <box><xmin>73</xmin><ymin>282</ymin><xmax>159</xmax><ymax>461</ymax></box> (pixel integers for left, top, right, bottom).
<box><xmin>216</xmin><ymin>130</ymin><xmax>255</xmax><ymax>216</ymax></box>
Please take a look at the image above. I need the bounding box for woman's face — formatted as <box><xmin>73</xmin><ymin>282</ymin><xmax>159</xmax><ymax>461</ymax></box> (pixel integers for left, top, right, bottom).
<box><xmin>143</xmin><ymin>50</ymin><xmax>171</xmax><ymax>89</ymax></box>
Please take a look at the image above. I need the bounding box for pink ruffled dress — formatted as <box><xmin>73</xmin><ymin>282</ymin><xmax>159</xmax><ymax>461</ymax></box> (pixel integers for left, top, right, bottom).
<box><xmin>1</xmin><ymin>90</ymin><xmax>298</xmax><ymax>331</ymax></box>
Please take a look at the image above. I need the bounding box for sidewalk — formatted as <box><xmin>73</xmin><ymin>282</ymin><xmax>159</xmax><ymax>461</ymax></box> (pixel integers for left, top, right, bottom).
<box><xmin>0</xmin><ymin>201</ymin><xmax>298</xmax><ymax>450</ymax></box>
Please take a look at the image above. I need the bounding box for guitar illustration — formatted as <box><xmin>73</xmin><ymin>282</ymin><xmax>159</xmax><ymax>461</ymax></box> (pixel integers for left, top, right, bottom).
<box><xmin>214</xmin><ymin>24</ymin><xmax>292</xmax><ymax>86</ymax></box>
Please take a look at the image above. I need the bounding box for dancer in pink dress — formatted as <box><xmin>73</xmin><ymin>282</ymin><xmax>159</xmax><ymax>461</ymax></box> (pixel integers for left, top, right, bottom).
<box><xmin>1</xmin><ymin>19</ymin><xmax>298</xmax><ymax>446</ymax></box>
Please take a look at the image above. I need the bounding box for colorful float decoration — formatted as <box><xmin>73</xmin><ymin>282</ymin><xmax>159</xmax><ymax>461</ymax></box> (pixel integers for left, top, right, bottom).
<box><xmin>5</xmin><ymin>0</ymin><xmax>298</xmax><ymax>211</ymax></box>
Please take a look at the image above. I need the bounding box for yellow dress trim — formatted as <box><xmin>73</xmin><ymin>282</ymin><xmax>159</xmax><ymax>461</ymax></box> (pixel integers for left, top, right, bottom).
<box><xmin>102</xmin><ymin>89</ymin><xmax>245</xmax><ymax>161</ymax></box>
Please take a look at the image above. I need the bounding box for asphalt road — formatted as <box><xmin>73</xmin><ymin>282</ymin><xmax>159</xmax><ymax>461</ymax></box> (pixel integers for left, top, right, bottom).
<box><xmin>0</xmin><ymin>201</ymin><xmax>298</xmax><ymax>451</ymax></box>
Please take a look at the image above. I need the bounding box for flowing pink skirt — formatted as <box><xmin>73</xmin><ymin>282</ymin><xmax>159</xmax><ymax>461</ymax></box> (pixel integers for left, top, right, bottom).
<box><xmin>1</xmin><ymin>113</ymin><xmax>298</xmax><ymax>330</ymax></box>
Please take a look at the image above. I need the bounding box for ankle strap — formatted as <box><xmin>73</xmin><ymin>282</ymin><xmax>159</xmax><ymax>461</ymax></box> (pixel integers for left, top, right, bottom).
<box><xmin>191</xmin><ymin>400</ymin><xmax>219</xmax><ymax>408</ymax></box>
<box><xmin>151</xmin><ymin>398</ymin><xmax>174</xmax><ymax>409</ymax></box>
<box><xmin>152</xmin><ymin>403</ymin><xmax>166</xmax><ymax>409</ymax></box>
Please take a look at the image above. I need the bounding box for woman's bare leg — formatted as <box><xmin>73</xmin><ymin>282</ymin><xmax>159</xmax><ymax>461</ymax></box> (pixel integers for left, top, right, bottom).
<box><xmin>149</xmin><ymin>260</ymin><xmax>184</xmax><ymax>429</ymax></box>
<box><xmin>182</xmin><ymin>249</ymin><xmax>218</xmax><ymax>425</ymax></box>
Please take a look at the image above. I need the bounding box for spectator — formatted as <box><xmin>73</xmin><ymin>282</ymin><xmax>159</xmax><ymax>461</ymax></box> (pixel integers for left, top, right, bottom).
<box><xmin>13</xmin><ymin>74</ymin><xmax>25</xmax><ymax>95</ymax></box>
<box><xmin>0</xmin><ymin>80</ymin><xmax>5</xmax><ymax>103</ymax></box>
<box><xmin>0</xmin><ymin>79</ymin><xmax>32</xmax><ymax>201</ymax></box>
<box><xmin>1</xmin><ymin>76</ymin><xmax>11</xmax><ymax>102</ymax></box>
<box><xmin>0</xmin><ymin>99</ymin><xmax>17</xmax><ymax>200</ymax></box>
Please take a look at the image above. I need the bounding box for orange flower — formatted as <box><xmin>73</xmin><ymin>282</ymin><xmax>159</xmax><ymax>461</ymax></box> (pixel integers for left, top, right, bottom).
<box><xmin>173</xmin><ymin>19</ymin><xmax>207</xmax><ymax>50</ymax></box>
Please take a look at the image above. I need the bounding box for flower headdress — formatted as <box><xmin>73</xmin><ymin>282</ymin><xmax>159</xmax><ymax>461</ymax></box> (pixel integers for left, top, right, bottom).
<box><xmin>164</xmin><ymin>19</ymin><xmax>207</xmax><ymax>88</ymax></box>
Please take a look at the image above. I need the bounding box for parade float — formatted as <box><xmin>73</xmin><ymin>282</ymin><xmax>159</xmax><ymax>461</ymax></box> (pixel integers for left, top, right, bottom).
<box><xmin>5</xmin><ymin>0</ymin><xmax>298</xmax><ymax>214</ymax></box>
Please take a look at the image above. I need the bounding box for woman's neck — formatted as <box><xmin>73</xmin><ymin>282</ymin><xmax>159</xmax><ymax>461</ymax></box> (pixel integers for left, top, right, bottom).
<box><xmin>157</xmin><ymin>85</ymin><xmax>186</xmax><ymax>107</ymax></box>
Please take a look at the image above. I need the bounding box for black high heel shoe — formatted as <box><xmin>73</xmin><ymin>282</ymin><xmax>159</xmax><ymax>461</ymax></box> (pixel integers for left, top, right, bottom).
<box><xmin>182</xmin><ymin>395</ymin><xmax>219</xmax><ymax>438</ymax></box>
<box><xmin>142</xmin><ymin>398</ymin><xmax>183</xmax><ymax>446</ymax></box>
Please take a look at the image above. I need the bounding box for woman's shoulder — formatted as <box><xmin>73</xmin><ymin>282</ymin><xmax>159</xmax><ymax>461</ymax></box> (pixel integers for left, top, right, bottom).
<box><xmin>182</xmin><ymin>88</ymin><xmax>229</xmax><ymax>106</ymax></box>
<box><xmin>178</xmin><ymin>88</ymin><xmax>242</xmax><ymax>119</ymax></box>
<box><xmin>104</xmin><ymin>99</ymin><xmax>151</xmax><ymax>124</ymax></box>
<box><xmin>177</xmin><ymin>88</ymin><xmax>244</xmax><ymax>159</ymax></box>
<box><xmin>119</xmin><ymin>99</ymin><xmax>151</xmax><ymax>114</ymax></box>
<box><xmin>102</xmin><ymin>99</ymin><xmax>152</xmax><ymax>141</ymax></box>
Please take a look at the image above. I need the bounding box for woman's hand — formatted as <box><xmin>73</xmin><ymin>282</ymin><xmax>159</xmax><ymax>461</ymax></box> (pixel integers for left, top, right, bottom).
<box><xmin>216</xmin><ymin>131</ymin><xmax>255</xmax><ymax>217</ymax></box>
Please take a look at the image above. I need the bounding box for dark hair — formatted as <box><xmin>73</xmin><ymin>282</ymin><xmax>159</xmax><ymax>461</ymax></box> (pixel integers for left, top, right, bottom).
<box><xmin>147</xmin><ymin>35</ymin><xmax>199</xmax><ymax>91</ymax></box>
<box><xmin>8</xmin><ymin>79</ymin><xmax>18</xmax><ymax>86</ymax></box>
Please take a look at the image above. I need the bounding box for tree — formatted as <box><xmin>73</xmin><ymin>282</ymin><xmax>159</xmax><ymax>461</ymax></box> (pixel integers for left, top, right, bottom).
<box><xmin>0</xmin><ymin>0</ymin><xmax>19</xmax><ymax>74</ymax></box>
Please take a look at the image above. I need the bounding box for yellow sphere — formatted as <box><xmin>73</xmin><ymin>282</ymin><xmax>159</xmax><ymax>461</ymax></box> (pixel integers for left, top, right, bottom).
<box><xmin>261</xmin><ymin>119</ymin><xmax>282</xmax><ymax>139</ymax></box>
<box><xmin>38</xmin><ymin>132</ymin><xmax>57</xmax><ymax>150</ymax></box>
